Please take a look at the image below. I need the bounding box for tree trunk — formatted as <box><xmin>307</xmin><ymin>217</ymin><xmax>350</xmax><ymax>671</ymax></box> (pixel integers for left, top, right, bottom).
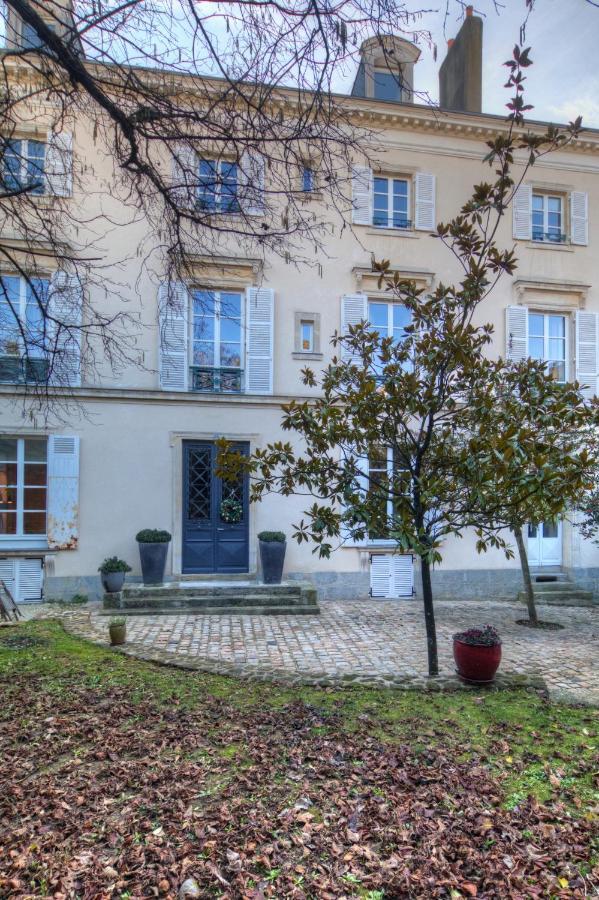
<box><xmin>513</xmin><ymin>526</ymin><xmax>538</xmax><ymax>625</ymax></box>
<box><xmin>420</xmin><ymin>555</ymin><xmax>439</xmax><ymax>677</ymax></box>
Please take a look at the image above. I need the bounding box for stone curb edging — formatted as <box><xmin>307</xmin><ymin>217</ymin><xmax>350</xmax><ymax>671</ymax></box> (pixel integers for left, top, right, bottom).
<box><xmin>60</xmin><ymin>613</ymin><xmax>549</xmax><ymax>695</ymax></box>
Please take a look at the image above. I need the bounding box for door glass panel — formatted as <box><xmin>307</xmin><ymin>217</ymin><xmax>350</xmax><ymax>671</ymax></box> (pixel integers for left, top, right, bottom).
<box><xmin>528</xmin><ymin>524</ymin><xmax>537</xmax><ymax>538</ymax></box>
<box><xmin>187</xmin><ymin>448</ymin><xmax>212</xmax><ymax>521</ymax></box>
<box><xmin>542</xmin><ymin>520</ymin><xmax>558</xmax><ymax>539</ymax></box>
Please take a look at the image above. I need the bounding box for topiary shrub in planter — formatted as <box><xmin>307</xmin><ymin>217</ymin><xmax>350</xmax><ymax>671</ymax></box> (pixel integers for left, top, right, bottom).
<box><xmin>258</xmin><ymin>531</ymin><xmax>286</xmax><ymax>585</ymax></box>
<box><xmin>98</xmin><ymin>556</ymin><xmax>132</xmax><ymax>593</ymax></box>
<box><xmin>109</xmin><ymin>617</ymin><xmax>126</xmax><ymax>646</ymax></box>
<box><xmin>453</xmin><ymin>625</ymin><xmax>502</xmax><ymax>684</ymax></box>
<box><xmin>136</xmin><ymin>529</ymin><xmax>171</xmax><ymax>585</ymax></box>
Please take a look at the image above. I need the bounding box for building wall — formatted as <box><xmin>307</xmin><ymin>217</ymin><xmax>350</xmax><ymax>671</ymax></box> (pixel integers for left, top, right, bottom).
<box><xmin>2</xmin><ymin>91</ymin><xmax>599</xmax><ymax>601</ymax></box>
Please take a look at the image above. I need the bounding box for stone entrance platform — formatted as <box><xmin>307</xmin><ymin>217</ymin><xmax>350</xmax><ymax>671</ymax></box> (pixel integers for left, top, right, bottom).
<box><xmin>54</xmin><ymin>600</ymin><xmax>599</xmax><ymax>705</ymax></box>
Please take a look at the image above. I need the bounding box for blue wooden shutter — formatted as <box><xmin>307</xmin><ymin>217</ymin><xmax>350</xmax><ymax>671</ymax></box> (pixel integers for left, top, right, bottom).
<box><xmin>158</xmin><ymin>281</ymin><xmax>189</xmax><ymax>391</ymax></box>
<box><xmin>47</xmin><ymin>435</ymin><xmax>80</xmax><ymax>550</ymax></box>
<box><xmin>245</xmin><ymin>287</ymin><xmax>274</xmax><ymax>394</ymax></box>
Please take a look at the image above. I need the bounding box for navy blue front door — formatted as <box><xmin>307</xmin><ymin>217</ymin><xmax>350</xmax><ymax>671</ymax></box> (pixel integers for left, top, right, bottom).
<box><xmin>182</xmin><ymin>441</ymin><xmax>249</xmax><ymax>574</ymax></box>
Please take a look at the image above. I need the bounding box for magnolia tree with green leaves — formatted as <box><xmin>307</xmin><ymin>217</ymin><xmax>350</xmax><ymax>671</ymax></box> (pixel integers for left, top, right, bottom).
<box><xmin>219</xmin><ymin>45</ymin><xmax>590</xmax><ymax>677</ymax></box>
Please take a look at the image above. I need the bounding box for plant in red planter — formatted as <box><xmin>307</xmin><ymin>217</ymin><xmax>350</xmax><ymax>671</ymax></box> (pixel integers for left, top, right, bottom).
<box><xmin>453</xmin><ymin>625</ymin><xmax>502</xmax><ymax>684</ymax></box>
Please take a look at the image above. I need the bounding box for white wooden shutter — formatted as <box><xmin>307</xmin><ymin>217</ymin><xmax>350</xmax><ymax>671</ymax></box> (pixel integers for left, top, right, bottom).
<box><xmin>240</xmin><ymin>151</ymin><xmax>265</xmax><ymax>216</ymax></box>
<box><xmin>351</xmin><ymin>165</ymin><xmax>373</xmax><ymax>225</ymax></box>
<box><xmin>576</xmin><ymin>310</ymin><xmax>598</xmax><ymax>399</ymax></box>
<box><xmin>370</xmin><ymin>554</ymin><xmax>391</xmax><ymax>597</ymax></box>
<box><xmin>505</xmin><ymin>305</ymin><xmax>528</xmax><ymax>362</ymax></box>
<box><xmin>0</xmin><ymin>558</ymin><xmax>43</xmax><ymax>603</ymax></box>
<box><xmin>391</xmin><ymin>554</ymin><xmax>414</xmax><ymax>598</ymax></box>
<box><xmin>570</xmin><ymin>191</ymin><xmax>588</xmax><ymax>246</ymax></box>
<box><xmin>512</xmin><ymin>184</ymin><xmax>532</xmax><ymax>240</ymax></box>
<box><xmin>18</xmin><ymin>558</ymin><xmax>43</xmax><ymax>602</ymax></box>
<box><xmin>171</xmin><ymin>142</ymin><xmax>197</xmax><ymax>209</ymax></box>
<box><xmin>245</xmin><ymin>287</ymin><xmax>274</xmax><ymax>394</ymax></box>
<box><xmin>47</xmin><ymin>435</ymin><xmax>80</xmax><ymax>551</ymax></box>
<box><xmin>48</xmin><ymin>271</ymin><xmax>82</xmax><ymax>387</ymax></box>
<box><xmin>340</xmin><ymin>293</ymin><xmax>368</xmax><ymax>363</ymax></box>
<box><xmin>45</xmin><ymin>131</ymin><xmax>72</xmax><ymax>197</ymax></box>
<box><xmin>158</xmin><ymin>281</ymin><xmax>189</xmax><ymax>392</ymax></box>
<box><xmin>414</xmin><ymin>173</ymin><xmax>436</xmax><ymax>232</ymax></box>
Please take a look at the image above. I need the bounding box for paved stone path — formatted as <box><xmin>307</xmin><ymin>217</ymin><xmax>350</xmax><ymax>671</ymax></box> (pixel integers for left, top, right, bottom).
<box><xmin>46</xmin><ymin>600</ymin><xmax>599</xmax><ymax>705</ymax></box>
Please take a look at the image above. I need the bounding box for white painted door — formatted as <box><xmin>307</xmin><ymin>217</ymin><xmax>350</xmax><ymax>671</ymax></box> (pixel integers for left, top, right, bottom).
<box><xmin>527</xmin><ymin>521</ymin><xmax>562</xmax><ymax>566</ymax></box>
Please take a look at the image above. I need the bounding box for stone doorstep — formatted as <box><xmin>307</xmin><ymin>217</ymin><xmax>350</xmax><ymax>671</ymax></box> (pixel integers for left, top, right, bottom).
<box><xmin>98</xmin><ymin>604</ymin><xmax>321</xmax><ymax>617</ymax></box>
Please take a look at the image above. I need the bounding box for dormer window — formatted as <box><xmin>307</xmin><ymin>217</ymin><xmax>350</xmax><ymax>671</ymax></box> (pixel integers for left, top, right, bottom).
<box><xmin>373</xmin><ymin>69</ymin><xmax>402</xmax><ymax>102</ymax></box>
<box><xmin>21</xmin><ymin>21</ymin><xmax>55</xmax><ymax>51</ymax></box>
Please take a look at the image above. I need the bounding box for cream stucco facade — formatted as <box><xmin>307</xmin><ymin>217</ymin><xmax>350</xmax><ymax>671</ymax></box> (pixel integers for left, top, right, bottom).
<box><xmin>2</xmin><ymin>31</ymin><xmax>599</xmax><ymax>604</ymax></box>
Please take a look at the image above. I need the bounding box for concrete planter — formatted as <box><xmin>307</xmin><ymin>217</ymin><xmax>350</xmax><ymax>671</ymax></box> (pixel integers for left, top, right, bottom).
<box><xmin>109</xmin><ymin>623</ymin><xmax>126</xmax><ymax>645</ymax></box>
<box><xmin>138</xmin><ymin>541</ymin><xmax>169</xmax><ymax>585</ymax></box>
<box><xmin>259</xmin><ymin>539</ymin><xmax>286</xmax><ymax>584</ymax></box>
<box><xmin>102</xmin><ymin>571</ymin><xmax>126</xmax><ymax>593</ymax></box>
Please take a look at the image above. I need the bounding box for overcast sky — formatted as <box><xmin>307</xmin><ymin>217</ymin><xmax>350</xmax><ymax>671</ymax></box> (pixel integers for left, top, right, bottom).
<box><xmin>340</xmin><ymin>0</ymin><xmax>599</xmax><ymax>128</ymax></box>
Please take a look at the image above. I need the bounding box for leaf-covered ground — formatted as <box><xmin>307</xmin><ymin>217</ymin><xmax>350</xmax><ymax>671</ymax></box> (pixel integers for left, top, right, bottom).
<box><xmin>0</xmin><ymin>621</ymin><xmax>597</xmax><ymax>899</ymax></box>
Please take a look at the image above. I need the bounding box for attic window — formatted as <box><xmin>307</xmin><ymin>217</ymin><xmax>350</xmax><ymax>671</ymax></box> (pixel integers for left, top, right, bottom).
<box><xmin>373</xmin><ymin>69</ymin><xmax>402</xmax><ymax>102</ymax></box>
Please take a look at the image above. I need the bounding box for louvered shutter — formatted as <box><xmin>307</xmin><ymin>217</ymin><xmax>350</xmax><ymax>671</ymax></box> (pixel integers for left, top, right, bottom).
<box><xmin>370</xmin><ymin>554</ymin><xmax>391</xmax><ymax>597</ymax></box>
<box><xmin>47</xmin><ymin>435</ymin><xmax>80</xmax><ymax>551</ymax></box>
<box><xmin>512</xmin><ymin>184</ymin><xmax>532</xmax><ymax>240</ymax></box>
<box><xmin>0</xmin><ymin>558</ymin><xmax>15</xmax><ymax>600</ymax></box>
<box><xmin>505</xmin><ymin>305</ymin><xmax>528</xmax><ymax>362</ymax></box>
<box><xmin>414</xmin><ymin>173</ymin><xmax>436</xmax><ymax>231</ymax></box>
<box><xmin>340</xmin><ymin>293</ymin><xmax>368</xmax><ymax>363</ymax></box>
<box><xmin>240</xmin><ymin>151</ymin><xmax>265</xmax><ymax>216</ymax></box>
<box><xmin>391</xmin><ymin>554</ymin><xmax>414</xmax><ymax>598</ymax></box>
<box><xmin>158</xmin><ymin>281</ymin><xmax>189</xmax><ymax>391</ymax></box>
<box><xmin>45</xmin><ymin>131</ymin><xmax>72</xmax><ymax>197</ymax></box>
<box><xmin>576</xmin><ymin>310</ymin><xmax>598</xmax><ymax>400</ymax></box>
<box><xmin>171</xmin><ymin>143</ymin><xmax>197</xmax><ymax>208</ymax></box>
<box><xmin>18</xmin><ymin>558</ymin><xmax>43</xmax><ymax>602</ymax></box>
<box><xmin>245</xmin><ymin>287</ymin><xmax>274</xmax><ymax>394</ymax></box>
<box><xmin>570</xmin><ymin>191</ymin><xmax>588</xmax><ymax>246</ymax></box>
<box><xmin>351</xmin><ymin>165</ymin><xmax>373</xmax><ymax>225</ymax></box>
<box><xmin>48</xmin><ymin>271</ymin><xmax>82</xmax><ymax>387</ymax></box>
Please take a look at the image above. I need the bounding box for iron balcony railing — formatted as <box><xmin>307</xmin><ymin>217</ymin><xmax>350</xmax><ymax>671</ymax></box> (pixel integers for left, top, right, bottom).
<box><xmin>373</xmin><ymin>217</ymin><xmax>412</xmax><ymax>230</ymax></box>
<box><xmin>531</xmin><ymin>230</ymin><xmax>567</xmax><ymax>244</ymax></box>
<box><xmin>190</xmin><ymin>366</ymin><xmax>244</xmax><ymax>393</ymax></box>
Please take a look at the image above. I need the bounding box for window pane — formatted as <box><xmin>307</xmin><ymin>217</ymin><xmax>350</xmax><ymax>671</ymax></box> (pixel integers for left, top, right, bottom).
<box><xmin>24</xmin><ymin>487</ymin><xmax>46</xmax><ymax>509</ymax></box>
<box><xmin>220</xmin><ymin>162</ymin><xmax>238</xmax><ymax>212</ymax></box>
<box><xmin>300</xmin><ymin>321</ymin><xmax>314</xmax><ymax>351</ymax></box>
<box><xmin>2</xmin><ymin>140</ymin><xmax>22</xmax><ymax>192</ymax></box>
<box><xmin>0</xmin><ymin>462</ymin><xmax>17</xmax><ymax>485</ymax></box>
<box><xmin>548</xmin><ymin>197</ymin><xmax>561</xmax><ymax>214</ymax></box>
<box><xmin>547</xmin><ymin>361</ymin><xmax>565</xmax><ymax>382</ymax></box>
<box><xmin>24</xmin><ymin>463</ymin><xmax>47</xmax><ymax>486</ymax></box>
<box><xmin>220</xmin><ymin>317</ymin><xmax>241</xmax><ymax>343</ymax></box>
<box><xmin>220</xmin><ymin>293</ymin><xmax>241</xmax><ymax>318</ymax></box>
<box><xmin>24</xmin><ymin>511</ymin><xmax>46</xmax><ymax>534</ymax></box>
<box><xmin>193</xmin><ymin>318</ymin><xmax>214</xmax><ymax>341</ymax></box>
<box><xmin>548</xmin><ymin>339</ymin><xmax>565</xmax><ymax>362</ymax></box>
<box><xmin>302</xmin><ymin>167</ymin><xmax>313</xmax><ymax>192</ymax></box>
<box><xmin>197</xmin><ymin>159</ymin><xmax>217</xmax><ymax>210</ymax></box>
<box><xmin>0</xmin><ymin>438</ymin><xmax>18</xmax><ymax>462</ymax></box>
<box><xmin>25</xmin><ymin>279</ymin><xmax>49</xmax><ymax>354</ymax></box>
<box><xmin>193</xmin><ymin>342</ymin><xmax>214</xmax><ymax>366</ymax></box>
<box><xmin>542</xmin><ymin>520</ymin><xmax>558</xmax><ymax>539</ymax></box>
<box><xmin>393</xmin><ymin>305</ymin><xmax>411</xmax><ymax>331</ymax></box>
<box><xmin>368</xmin><ymin>448</ymin><xmax>387</xmax><ymax>472</ymax></box>
<box><xmin>528</xmin><ymin>313</ymin><xmax>544</xmax><ymax>337</ymax></box>
<box><xmin>548</xmin><ymin>316</ymin><xmax>565</xmax><ymax>339</ymax></box>
<box><xmin>373</xmin><ymin>70</ymin><xmax>401</xmax><ymax>102</ymax></box>
<box><xmin>24</xmin><ymin>439</ymin><xmax>46</xmax><ymax>462</ymax></box>
<box><xmin>27</xmin><ymin>140</ymin><xmax>45</xmax><ymax>195</ymax></box>
<box><xmin>0</xmin><ymin>511</ymin><xmax>16</xmax><ymax>534</ymax></box>
<box><xmin>529</xmin><ymin>337</ymin><xmax>544</xmax><ymax>360</ymax></box>
<box><xmin>220</xmin><ymin>343</ymin><xmax>241</xmax><ymax>367</ymax></box>
<box><xmin>193</xmin><ymin>290</ymin><xmax>215</xmax><ymax>316</ymax></box>
<box><xmin>0</xmin><ymin>276</ymin><xmax>21</xmax><ymax>350</ymax></box>
<box><xmin>0</xmin><ymin>486</ymin><xmax>17</xmax><ymax>507</ymax></box>
<box><xmin>368</xmin><ymin>302</ymin><xmax>388</xmax><ymax>331</ymax></box>
<box><xmin>532</xmin><ymin>194</ymin><xmax>544</xmax><ymax>212</ymax></box>
<box><xmin>373</xmin><ymin>178</ymin><xmax>388</xmax><ymax>226</ymax></box>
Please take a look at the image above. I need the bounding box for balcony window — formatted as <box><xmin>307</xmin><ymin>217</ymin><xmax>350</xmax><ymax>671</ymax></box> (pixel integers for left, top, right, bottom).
<box><xmin>373</xmin><ymin>69</ymin><xmax>402</xmax><ymax>102</ymax></box>
<box><xmin>191</xmin><ymin>290</ymin><xmax>243</xmax><ymax>392</ymax></box>
<box><xmin>197</xmin><ymin>159</ymin><xmax>239</xmax><ymax>213</ymax></box>
<box><xmin>532</xmin><ymin>193</ymin><xmax>565</xmax><ymax>243</ymax></box>
<box><xmin>0</xmin><ymin>437</ymin><xmax>47</xmax><ymax>538</ymax></box>
<box><xmin>0</xmin><ymin>275</ymin><xmax>49</xmax><ymax>383</ymax></box>
<box><xmin>373</xmin><ymin>176</ymin><xmax>410</xmax><ymax>229</ymax></box>
<box><xmin>1</xmin><ymin>138</ymin><xmax>46</xmax><ymax>195</ymax></box>
<box><xmin>528</xmin><ymin>312</ymin><xmax>567</xmax><ymax>382</ymax></box>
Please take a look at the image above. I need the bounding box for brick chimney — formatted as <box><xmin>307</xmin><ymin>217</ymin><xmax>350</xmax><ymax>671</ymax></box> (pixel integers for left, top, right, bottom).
<box><xmin>439</xmin><ymin>6</ymin><xmax>483</xmax><ymax>113</ymax></box>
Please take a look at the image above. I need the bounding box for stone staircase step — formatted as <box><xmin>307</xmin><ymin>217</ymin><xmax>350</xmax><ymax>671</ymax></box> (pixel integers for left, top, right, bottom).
<box><xmin>99</xmin><ymin>604</ymin><xmax>320</xmax><ymax>617</ymax></box>
<box><xmin>528</xmin><ymin>581</ymin><xmax>580</xmax><ymax>593</ymax></box>
<box><xmin>122</xmin><ymin>583</ymin><xmax>301</xmax><ymax>599</ymax></box>
<box><xmin>109</xmin><ymin>593</ymin><xmax>314</xmax><ymax>610</ymax></box>
<box><xmin>517</xmin><ymin>590</ymin><xmax>594</xmax><ymax>607</ymax></box>
<box><xmin>104</xmin><ymin>580</ymin><xmax>319</xmax><ymax>614</ymax></box>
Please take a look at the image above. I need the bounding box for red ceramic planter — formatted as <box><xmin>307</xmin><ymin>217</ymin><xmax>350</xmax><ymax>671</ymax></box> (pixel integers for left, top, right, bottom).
<box><xmin>453</xmin><ymin>639</ymin><xmax>501</xmax><ymax>684</ymax></box>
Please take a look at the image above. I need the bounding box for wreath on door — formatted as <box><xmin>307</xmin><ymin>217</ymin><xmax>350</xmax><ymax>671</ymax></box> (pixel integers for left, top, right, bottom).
<box><xmin>220</xmin><ymin>498</ymin><xmax>243</xmax><ymax>524</ymax></box>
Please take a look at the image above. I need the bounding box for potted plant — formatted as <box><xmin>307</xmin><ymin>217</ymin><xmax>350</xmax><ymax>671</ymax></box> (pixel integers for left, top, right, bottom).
<box><xmin>453</xmin><ymin>625</ymin><xmax>502</xmax><ymax>684</ymax></box>
<box><xmin>258</xmin><ymin>531</ymin><xmax>286</xmax><ymax>584</ymax></box>
<box><xmin>136</xmin><ymin>529</ymin><xmax>171</xmax><ymax>585</ymax></box>
<box><xmin>98</xmin><ymin>556</ymin><xmax>132</xmax><ymax>593</ymax></box>
<box><xmin>108</xmin><ymin>616</ymin><xmax>126</xmax><ymax>646</ymax></box>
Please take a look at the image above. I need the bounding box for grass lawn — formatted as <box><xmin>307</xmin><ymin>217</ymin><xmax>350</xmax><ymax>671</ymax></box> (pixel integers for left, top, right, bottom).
<box><xmin>1</xmin><ymin>620</ymin><xmax>597</xmax><ymax>898</ymax></box>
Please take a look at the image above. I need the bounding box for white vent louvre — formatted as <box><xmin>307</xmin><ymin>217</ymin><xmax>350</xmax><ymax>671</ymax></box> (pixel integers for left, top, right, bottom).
<box><xmin>0</xmin><ymin>558</ymin><xmax>43</xmax><ymax>603</ymax></box>
<box><xmin>370</xmin><ymin>553</ymin><xmax>414</xmax><ymax>599</ymax></box>
<box><xmin>53</xmin><ymin>436</ymin><xmax>76</xmax><ymax>454</ymax></box>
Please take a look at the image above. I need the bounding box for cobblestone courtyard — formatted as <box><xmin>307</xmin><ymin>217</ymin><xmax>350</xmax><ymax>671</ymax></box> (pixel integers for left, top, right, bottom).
<box><xmin>50</xmin><ymin>600</ymin><xmax>599</xmax><ymax>705</ymax></box>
